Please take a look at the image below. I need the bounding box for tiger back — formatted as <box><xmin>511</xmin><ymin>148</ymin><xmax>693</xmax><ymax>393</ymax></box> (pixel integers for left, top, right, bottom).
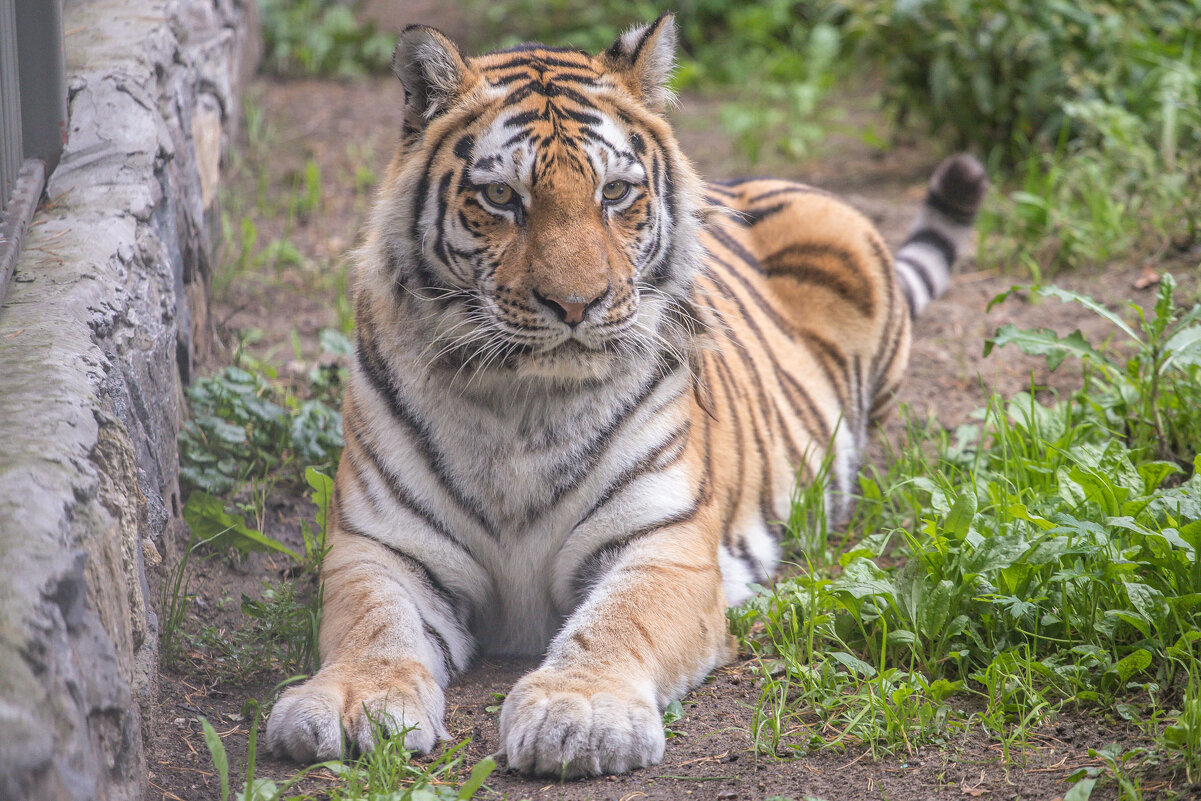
<box><xmin>265</xmin><ymin>14</ymin><xmax>986</xmax><ymax>778</ymax></box>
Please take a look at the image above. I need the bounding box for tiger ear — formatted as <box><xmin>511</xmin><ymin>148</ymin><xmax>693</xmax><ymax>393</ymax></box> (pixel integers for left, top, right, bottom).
<box><xmin>392</xmin><ymin>25</ymin><xmax>475</xmax><ymax>134</ymax></box>
<box><xmin>603</xmin><ymin>14</ymin><xmax>678</xmax><ymax>111</ymax></box>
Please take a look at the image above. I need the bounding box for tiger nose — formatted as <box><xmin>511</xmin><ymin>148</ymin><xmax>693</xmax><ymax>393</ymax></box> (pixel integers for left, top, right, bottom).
<box><xmin>534</xmin><ymin>288</ymin><xmax>608</xmax><ymax>326</ymax></box>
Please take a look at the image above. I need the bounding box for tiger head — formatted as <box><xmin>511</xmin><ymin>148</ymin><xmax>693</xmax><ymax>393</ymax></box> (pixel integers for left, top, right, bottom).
<box><xmin>360</xmin><ymin>15</ymin><xmax>709</xmax><ymax>385</ymax></box>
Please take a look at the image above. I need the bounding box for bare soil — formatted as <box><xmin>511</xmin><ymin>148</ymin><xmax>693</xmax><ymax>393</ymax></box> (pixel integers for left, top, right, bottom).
<box><xmin>146</xmin><ymin>21</ymin><xmax>1201</xmax><ymax>801</ymax></box>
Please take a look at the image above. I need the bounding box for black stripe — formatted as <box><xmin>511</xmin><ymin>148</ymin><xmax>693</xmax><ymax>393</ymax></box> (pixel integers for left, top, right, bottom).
<box><xmin>433</xmin><ymin>171</ymin><xmax>455</xmax><ymax>267</ymax></box>
<box><xmin>473</xmin><ymin>154</ymin><xmax>501</xmax><ymax>171</ymax></box>
<box><xmin>713</xmin><ymin>351</ymin><xmax>780</xmax><ymax>542</ymax></box>
<box><xmin>410</xmin><ymin>109</ymin><xmax>485</xmax><ymax>245</ymax></box>
<box><xmin>338</xmin><ymin>514</ymin><xmax>468</xmax><ymax>632</ymax></box>
<box><xmin>863</xmin><ymin>232</ymin><xmax>900</xmax><ymax>383</ymax></box>
<box><xmin>740</xmin><ymin>202</ymin><xmax>789</xmax><ymax>225</ymax></box>
<box><xmin>706</xmin><ymin>235</ymin><xmax>853</xmax><ymax>406</ymax></box>
<box><xmin>629</xmin><ymin>16</ymin><xmax>664</xmax><ymax>63</ymax></box>
<box><xmin>423</xmin><ymin>620</ymin><xmax>455</xmax><ymax>674</ymax></box>
<box><xmin>926</xmin><ymin>189</ymin><xmax>977</xmax><ymax>226</ymax></box>
<box><xmin>897</xmin><ymin>274</ymin><xmax>918</xmax><ymax>318</ymax></box>
<box><xmin>761</xmin><ymin>242</ymin><xmax>874</xmax><ymax>319</ymax></box>
<box><xmin>744</xmin><ymin>184</ymin><xmax>832</xmax><ymax>203</ymax></box>
<box><xmin>699</xmin><ymin>259</ymin><xmax>833</xmax><ymax>446</ymax></box>
<box><xmin>520</xmin><ymin>356</ymin><xmax>686</xmax><ymax>527</ymax></box>
<box><xmin>355</xmin><ymin>330</ymin><xmax>498</xmax><ymax>538</ymax></box>
<box><xmin>504</xmin><ymin>80</ymin><xmax>595</xmax><ymax>107</ymax></box>
<box><xmin>902</xmin><ymin>228</ymin><xmax>957</xmax><ymax>267</ymax></box>
<box><xmin>570</xmin><ymin>498</ymin><xmax>703</xmax><ymax>602</ymax></box>
<box><xmin>896</xmin><ymin>254</ymin><xmax>939</xmax><ymax>299</ymax></box>
<box><xmin>351</xmin><ymin>427</ymin><xmax>470</xmax><ymax>552</ymax></box>
<box><xmin>574</xmin><ymin>422</ymin><xmax>690</xmax><ymax>530</ymax></box>
<box><xmin>699</xmin><ymin>298</ymin><xmax>801</xmax><ymax>469</ymax></box>
<box><xmin>637</xmin><ymin>122</ymin><xmax>677</xmax><ymax>238</ymax></box>
<box><xmin>504</xmin><ymin>109</ymin><xmax>542</xmax><ymax>128</ymax></box>
<box><xmin>489</xmin><ymin>51</ymin><xmax>594</xmax><ymax>69</ymax></box>
<box><xmin>708</xmin><ymin>354</ymin><xmax>749</xmax><ymax>546</ymax></box>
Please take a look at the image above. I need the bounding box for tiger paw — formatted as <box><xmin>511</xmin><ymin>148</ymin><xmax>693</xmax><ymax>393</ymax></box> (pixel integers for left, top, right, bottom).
<box><xmin>266</xmin><ymin>662</ymin><xmax>447</xmax><ymax>762</ymax></box>
<box><xmin>498</xmin><ymin>669</ymin><xmax>665</xmax><ymax>777</ymax></box>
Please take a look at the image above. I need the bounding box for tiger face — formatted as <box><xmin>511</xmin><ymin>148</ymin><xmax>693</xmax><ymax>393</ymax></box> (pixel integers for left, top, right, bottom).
<box><xmin>372</xmin><ymin>24</ymin><xmax>707</xmax><ymax>384</ymax></box>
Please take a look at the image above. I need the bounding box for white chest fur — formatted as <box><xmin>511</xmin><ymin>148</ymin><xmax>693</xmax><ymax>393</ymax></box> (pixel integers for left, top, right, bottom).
<box><xmin>347</xmin><ymin>344</ymin><xmax>695</xmax><ymax>654</ymax></box>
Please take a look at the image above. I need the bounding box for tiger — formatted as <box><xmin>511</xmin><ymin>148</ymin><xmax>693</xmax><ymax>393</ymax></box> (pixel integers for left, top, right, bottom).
<box><xmin>264</xmin><ymin>14</ymin><xmax>987</xmax><ymax>778</ymax></box>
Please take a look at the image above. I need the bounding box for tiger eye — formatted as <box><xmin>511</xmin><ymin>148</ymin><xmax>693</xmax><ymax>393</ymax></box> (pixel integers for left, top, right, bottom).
<box><xmin>485</xmin><ymin>183</ymin><xmax>515</xmax><ymax>206</ymax></box>
<box><xmin>602</xmin><ymin>180</ymin><xmax>630</xmax><ymax>202</ymax></box>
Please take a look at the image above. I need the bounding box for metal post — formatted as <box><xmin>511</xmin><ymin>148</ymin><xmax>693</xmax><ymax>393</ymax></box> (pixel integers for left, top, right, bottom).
<box><xmin>1</xmin><ymin>0</ymin><xmax>23</xmax><ymax>216</ymax></box>
<box><xmin>15</xmin><ymin>0</ymin><xmax>66</xmax><ymax>172</ymax></box>
<box><xmin>0</xmin><ymin>0</ymin><xmax>65</xmax><ymax>308</ymax></box>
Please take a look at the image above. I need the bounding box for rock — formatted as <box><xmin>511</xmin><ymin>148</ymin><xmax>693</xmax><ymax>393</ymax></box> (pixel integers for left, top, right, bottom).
<box><xmin>0</xmin><ymin>1</ymin><xmax>258</xmax><ymax>798</ymax></box>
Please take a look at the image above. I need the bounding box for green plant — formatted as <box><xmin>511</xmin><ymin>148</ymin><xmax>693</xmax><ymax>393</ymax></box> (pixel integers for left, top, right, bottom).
<box><xmin>257</xmin><ymin>0</ymin><xmax>394</xmax><ymax>77</ymax></box>
<box><xmin>183</xmin><ymin>492</ymin><xmax>300</xmax><ymax>559</ymax></box>
<box><xmin>193</xmin><ymin>578</ymin><xmax>322</xmax><ymax>683</ymax></box>
<box><xmin>159</xmin><ymin>530</ymin><xmax>199</xmax><ymax>666</ymax></box>
<box><xmin>987</xmin><ymin>274</ymin><xmax>1201</xmax><ymax>465</ymax></box>
<box><xmin>1161</xmin><ymin>642</ymin><xmax>1201</xmax><ymax>783</ymax></box>
<box><xmin>850</xmin><ymin>0</ymin><xmax>1201</xmax><ymax>163</ymax></box>
<box><xmin>848</xmin><ymin>0</ymin><xmax>1201</xmax><ymax>273</ymax></box>
<box><xmin>180</xmin><ymin>360</ymin><xmax>343</xmax><ymax>497</ymax></box>
<box><xmin>734</xmin><ymin>276</ymin><xmax>1201</xmax><ymax>777</ymax></box>
<box><xmin>182</xmin><ymin>470</ymin><xmax>333</xmax><ymax>682</ymax></box>
<box><xmin>662</xmin><ymin>699</ymin><xmax>685</xmax><ymax>738</ymax></box>
<box><xmin>200</xmin><ymin>706</ymin><xmax>496</xmax><ymax>801</ymax></box>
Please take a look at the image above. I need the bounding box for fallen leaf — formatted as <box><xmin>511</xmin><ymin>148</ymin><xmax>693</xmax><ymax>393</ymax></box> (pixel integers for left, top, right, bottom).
<box><xmin>1133</xmin><ymin>264</ymin><xmax>1160</xmax><ymax>289</ymax></box>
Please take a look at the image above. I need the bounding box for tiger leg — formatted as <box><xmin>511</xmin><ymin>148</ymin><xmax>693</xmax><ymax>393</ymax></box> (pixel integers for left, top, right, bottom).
<box><xmin>499</xmin><ymin>514</ymin><xmax>734</xmax><ymax>777</ymax></box>
<box><xmin>266</xmin><ymin>532</ymin><xmax>471</xmax><ymax>760</ymax></box>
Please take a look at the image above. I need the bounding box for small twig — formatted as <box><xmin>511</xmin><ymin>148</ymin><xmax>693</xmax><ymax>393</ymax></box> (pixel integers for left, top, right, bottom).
<box><xmin>146</xmin><ymin>779</ymin><xmax>188</xmax><ymax>801</ymax></box>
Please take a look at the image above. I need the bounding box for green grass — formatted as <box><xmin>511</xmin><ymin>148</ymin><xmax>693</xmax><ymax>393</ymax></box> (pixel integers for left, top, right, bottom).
<box><xmin>732</xmin><ymin>275</ymin><xmax>1201</xmax><ymax>795</ymax></box>
<box><xmin>201</xmin><ymin>707</ymin><xmax>496</xmax><ymax>801</ymax></box>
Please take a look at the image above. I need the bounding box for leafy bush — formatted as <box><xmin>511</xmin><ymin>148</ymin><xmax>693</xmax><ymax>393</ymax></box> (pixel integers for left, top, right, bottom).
<box><xmin>850</xmin><ymin>0</ymin><xmax>1201</xmax><ymax>272</ymax></box>
<box><xmin>987</xmin><ymin>274</ymin><xmax>1201</xmax><ymax>466</ymax></box>
<box><xmin>179</xmin><ymin>354</ymin><xmax>343</xmax><ymax>496</ymax></box>
<box><xmin>850</xmin><ymin>0</ymin><xmax>1201</xmax><ymax>163</ymax></box>
<box><xmin>257</xmin><ymin>0</ymin><xmax>394</xmax><ymax>77</ymax></box>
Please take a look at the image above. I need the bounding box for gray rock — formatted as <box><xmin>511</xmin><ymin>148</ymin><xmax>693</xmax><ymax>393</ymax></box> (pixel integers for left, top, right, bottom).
<box><xmin>0</xmin><ymin>1</ymin><xmax>258</xmax><ymax>798</ymax></box>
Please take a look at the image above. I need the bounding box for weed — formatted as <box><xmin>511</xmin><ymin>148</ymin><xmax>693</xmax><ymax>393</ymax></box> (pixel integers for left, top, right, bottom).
<box><xmin>849</xmin><ymin>0</ymin><xmax>1201</xmax><ymax>272</ymax></box>
<box><xmin>200</xmin><ymin>706</ymin><xmax>496</xmax><ymax>800</ymax></box>
<box><xmin>849</xmin><ymin>0</ymin><xmax>1201</xmax><ymax>166</ymax></box>
<box><xmin>191</xmin><ymin>579</ymin><xmax>321</xmax><ymax>683</ymax></box>
<box><xmin>662</xmin><ymin>699</ymin><xmax>685</xmax><ymax>739</ymax></box>
<box><xmin>159</xmin><ymin>530</ymin><xmax>199</xmax><ymax>666</ymax></box>
<box><xmin>1161</xmin><ymin>644</ymin><xmax>1201</xmax><ymax>783</ymax></box>
<box><xmin>987</xmin><ymin>274</ymin><xmax>1201</xmax><ymax>465</ymax></box>
<box><xmin>736</xmin><ymin>276</ymin><xmax>1201</xmax><ymax>780</ymax></box>
<box><xmin>175</xmin><ymin>470</ymin><xmax>333</xmax><ymax>681</ymax></box>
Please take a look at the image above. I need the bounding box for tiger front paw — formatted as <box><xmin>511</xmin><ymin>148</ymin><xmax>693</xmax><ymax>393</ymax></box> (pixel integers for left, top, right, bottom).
<box><xmin>266</xmin><ymin>661</ymin><xmax>447</xmax><ymax>762</ymax></box>
<box><xmin>498</xmin><ymin>669</ymin><xmax>665</xmax><ymax>777</ymax></box>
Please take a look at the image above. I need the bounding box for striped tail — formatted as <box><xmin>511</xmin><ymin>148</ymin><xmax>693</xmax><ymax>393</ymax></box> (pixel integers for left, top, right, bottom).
<box><xmin>894</xmin><ymin>154</ymin><xmax>988</xmax><ymax>317</ymax></box>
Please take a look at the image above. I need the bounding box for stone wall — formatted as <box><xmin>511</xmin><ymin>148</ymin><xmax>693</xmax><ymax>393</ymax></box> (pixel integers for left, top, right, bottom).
<box><xmin>0</xmin><ymin>1</ymin><xmax>258</xmax><ymax>798</ymax></box>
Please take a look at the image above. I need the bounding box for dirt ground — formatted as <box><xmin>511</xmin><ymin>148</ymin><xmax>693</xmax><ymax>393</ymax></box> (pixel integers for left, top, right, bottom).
<box><xmin>145</xmin><ymin>17</ymin><xmax>1201</xmax><ymax>801</ymax></box>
